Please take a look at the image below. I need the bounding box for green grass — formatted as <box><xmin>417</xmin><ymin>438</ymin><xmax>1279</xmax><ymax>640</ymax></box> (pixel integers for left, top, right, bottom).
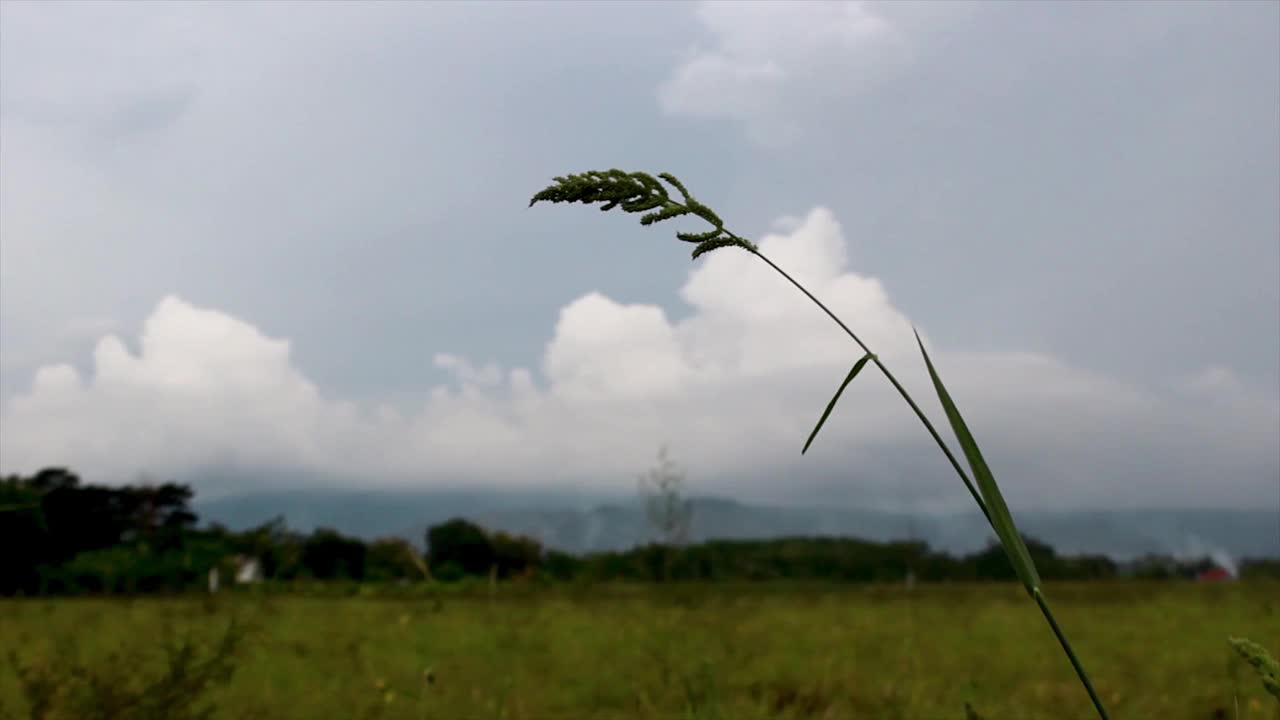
<box><xmin>4</xmin><ymin>581</ymin><xmax>1277</xmax><ymax>720</ymax></box>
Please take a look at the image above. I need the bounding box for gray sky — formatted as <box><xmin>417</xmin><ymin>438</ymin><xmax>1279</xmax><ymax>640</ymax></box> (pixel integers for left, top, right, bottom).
<box><xmin>1</xmin><ymin>0</ymin><xmax>1277</xmax><ymax>512</ymax></box>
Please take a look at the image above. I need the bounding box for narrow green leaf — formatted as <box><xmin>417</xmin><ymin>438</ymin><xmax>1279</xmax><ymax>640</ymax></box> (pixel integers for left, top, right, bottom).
<box><xmin>802</xmin><ymin>353</ymin><xmax>874</xmax><ymax>455</ymax></box>
<box><xmin>914</xmin><ymin>328</ymin><xmax>1042</xmax><ymax>593</ymax></box>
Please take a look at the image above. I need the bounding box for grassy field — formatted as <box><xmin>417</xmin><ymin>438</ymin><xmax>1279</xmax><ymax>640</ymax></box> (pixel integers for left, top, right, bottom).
<box><xmin>2</xmin><ymin>581</ymin><xmax>1277</xmax><ymax>720</ymax></box>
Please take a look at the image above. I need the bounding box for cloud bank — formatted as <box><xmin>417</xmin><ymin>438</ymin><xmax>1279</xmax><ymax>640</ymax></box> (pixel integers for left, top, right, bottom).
<box><xmin>2</xmin><ymin>208</ymin><xmax>1275</xmax><ymax>511</ymax></box>
<box><xmin>657</xmin><ymin>1</ymin><xmax>961</xmax><ymax>146</ymax></box>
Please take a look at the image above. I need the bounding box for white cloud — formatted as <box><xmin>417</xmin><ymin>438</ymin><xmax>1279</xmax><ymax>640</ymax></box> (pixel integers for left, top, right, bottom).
<box><xmin>1</xmin><ymin>208</ymin><xmax>1275</xmax><ymax>510</ymax></box>
<box><xmin>657</xmin><ymin>1</ymin><xmax>914</xmax><ymax>146</ymax></box>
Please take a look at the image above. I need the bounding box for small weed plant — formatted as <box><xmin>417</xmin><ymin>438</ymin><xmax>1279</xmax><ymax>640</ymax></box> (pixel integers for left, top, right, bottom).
<box><xmin>8</xmin><ymin>615</ymin><xmax>247</xmax><ymax>720</ymax></box>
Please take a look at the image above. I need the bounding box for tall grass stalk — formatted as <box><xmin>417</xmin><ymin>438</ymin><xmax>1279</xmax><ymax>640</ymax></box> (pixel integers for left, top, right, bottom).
<box><xmin>1229</xmin><ymin>637</ymin><xmax>1280</xmax><ymax>700</ymax></box>
<box><xmin>530</xmin><ymin>169</ymin><xmax>1110</xmax><ymax>719</ymax></box>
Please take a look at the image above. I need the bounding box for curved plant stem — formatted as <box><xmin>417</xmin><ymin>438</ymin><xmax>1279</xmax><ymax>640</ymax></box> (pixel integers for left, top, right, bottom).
<box><xmin>1034</xmin><ymin>589</ymin><xmax>1111</xmax><ymax>719</ymax></box>
<box><xmin>742</xmin><ymin>243</ymin><xmax>991</xmax><ymax>524</ymax></box>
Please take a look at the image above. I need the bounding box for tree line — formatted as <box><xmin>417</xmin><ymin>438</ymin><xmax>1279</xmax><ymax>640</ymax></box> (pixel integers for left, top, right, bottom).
<box><xmin>1</xmin><ymin>468</ymin><xmax>1274</xmax><ymax>596</ymax></box>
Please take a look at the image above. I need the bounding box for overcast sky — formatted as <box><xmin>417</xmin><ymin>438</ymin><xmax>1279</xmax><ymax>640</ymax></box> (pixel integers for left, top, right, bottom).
<box><xmin>1</xmin><ymin>0</ymin><xmax>1277</xmax><ymax>512</ymax></box>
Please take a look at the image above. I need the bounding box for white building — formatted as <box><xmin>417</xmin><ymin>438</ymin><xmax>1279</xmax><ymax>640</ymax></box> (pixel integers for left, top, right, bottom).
<box><xmin>207</xmin><ymin>554</ymin><xmax>263</xmax><ymax>593</ymax></box>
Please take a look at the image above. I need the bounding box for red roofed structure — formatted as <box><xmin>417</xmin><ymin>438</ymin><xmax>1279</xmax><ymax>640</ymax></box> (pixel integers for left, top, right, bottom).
<box><xmin>1197</xmin><ymin>566</ymin><xmax>1234</xmax><ymax>582</ymax></box>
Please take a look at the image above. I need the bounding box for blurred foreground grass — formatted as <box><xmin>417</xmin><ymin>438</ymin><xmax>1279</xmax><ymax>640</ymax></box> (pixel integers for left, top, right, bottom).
<box><xmin>2</xmin><ymin>581</ymin><xmax>1277</xmax><ymax>720</ymax></box>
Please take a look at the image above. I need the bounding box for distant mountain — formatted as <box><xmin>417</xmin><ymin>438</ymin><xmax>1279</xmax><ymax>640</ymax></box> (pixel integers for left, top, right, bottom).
<box><xmin>193</xmin><ymin>486</ymin><xmax>613</xmax><ymax>540</ymax></box>
<box><xmin>194</xmin><ymin>489</ymin><xmax>1280</xmax><ymax>561</ymax></box>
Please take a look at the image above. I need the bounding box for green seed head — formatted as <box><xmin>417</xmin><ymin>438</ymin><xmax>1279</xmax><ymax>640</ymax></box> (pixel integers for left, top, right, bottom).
<box><xmin>530</xmin><ymin>169</ymin><xmax>756</xmax><ymax>261</ymax></box>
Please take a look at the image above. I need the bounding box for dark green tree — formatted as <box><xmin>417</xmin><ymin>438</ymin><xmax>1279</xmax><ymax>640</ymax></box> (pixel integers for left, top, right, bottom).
<box><xmin>301</xmin><ymin>528</ymin><xmax>367</xmax><ymax>580</ymax></box>
<box><xmin>366</xmin><ymin>537</ymin><xmax>426</xmax><ymax>581</ymax></box>
<box><xmin>426</xmin><ymin>518</ymin><xmax>494</xmax><ymax>577</ymax></box>
<box><xmin>489</xmin><ymin>530</ymin><xmax>543</xmax><ymax>579</ymax></box>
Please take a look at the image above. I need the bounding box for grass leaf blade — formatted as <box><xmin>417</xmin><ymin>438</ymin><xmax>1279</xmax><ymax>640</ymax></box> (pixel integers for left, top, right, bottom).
<box><xmin>913</xmin><ymin>329</ymin><xmax>1042</xmax><ymax>593</ymax></box>
<box><xmin>802</xmin><ymin>353</ymin><xmax>874</xmax><ymax>455</ymax></box>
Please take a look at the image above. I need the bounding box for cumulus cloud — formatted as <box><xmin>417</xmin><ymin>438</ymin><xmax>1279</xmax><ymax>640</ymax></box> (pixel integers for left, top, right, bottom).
<box><xmin>657</xmin><ymin>1</ymin><xmax>925</xmax><ymax>145</ymax></box>
<box><xmin>1</xmin><ymin>208</ymin><xmax>1275</xmax><ymax>511</ymax></box>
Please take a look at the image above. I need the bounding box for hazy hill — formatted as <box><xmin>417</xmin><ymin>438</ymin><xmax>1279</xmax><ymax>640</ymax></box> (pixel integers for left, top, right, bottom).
<box><xmin>194</xmin><ymin>489</ymin><xmax>1279</xmax><ymax>562</ymax></box>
